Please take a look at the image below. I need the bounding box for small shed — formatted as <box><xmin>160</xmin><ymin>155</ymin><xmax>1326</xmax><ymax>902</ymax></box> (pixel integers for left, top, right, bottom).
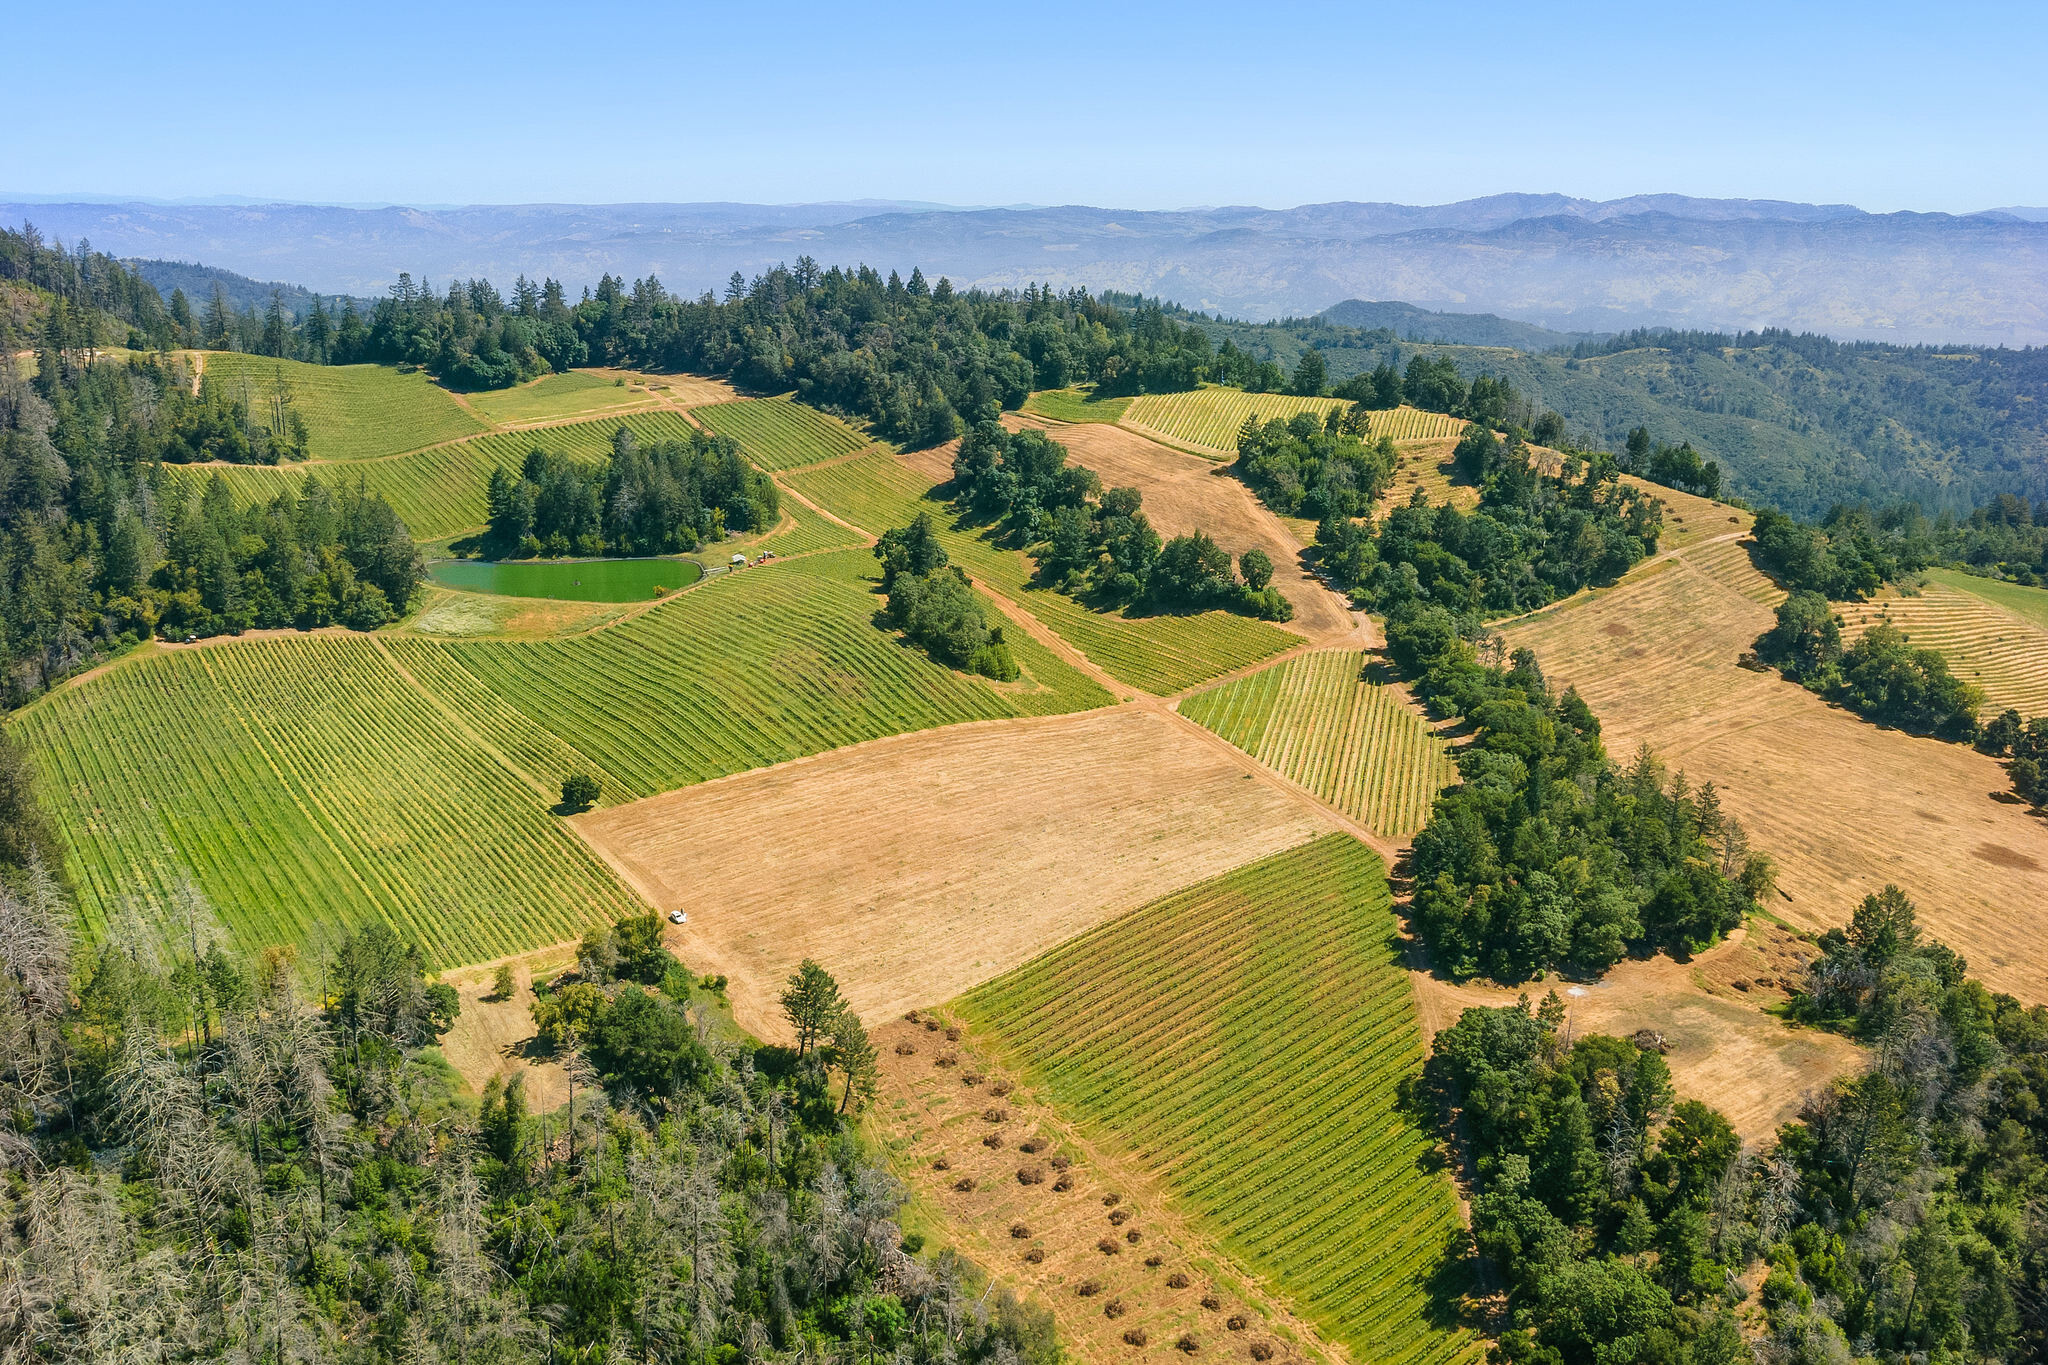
<box><xmin>730</xmin><ymin>553</ymin><xmax>747</xmax><ymax>567</ymax></box>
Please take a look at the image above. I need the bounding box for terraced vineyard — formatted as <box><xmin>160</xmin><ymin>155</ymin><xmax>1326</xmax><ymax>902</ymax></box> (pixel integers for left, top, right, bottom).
<box><xmin>17</xmin><ymin>550</ymin><xmax>1109</xmax><ymax>966</ymax></box>
<box><xmin>403</xmin><ymin>549</ymin><xmax>1107</xmax><ymax>799</ymax></box>
<box><xmin>959</xmin><ymin>835</ymin><xmax>1478</xmax><ymax>1365</ymax></box>
<box><xmin>1180</xmin><ymin>650</ymin><xmax>1456</xmax><ymax>836</ymax></box>
<box><xmin>784</xmin><ymin>452</ymin><xmax>1297</xmax><ymax>693</ymax></box>
<box><xmin>199</xmin><ymin>352</ymin><xmax>487</xmax><ymax>460</ymax></box>
<box><xmin>14</xmin><ymin>635</ymin><xmax>640</xmax><ymax>967</ymax></box>
<box><xmin>1121</xmin><ymin>389</ymin><xmax>1463</xmax><ymax>455</ymax></box>
<box><xmin>1121</xmin><ymin>388</ymin><xmax>1347</xmax><ymax>453</ymax></box>
<box><xmin>748</xmin><ymin>497</ymin><xmax>866</xmax><ymax>558</ymax></box>
<box><xmin>1379</xmin><ymin>440</ymin><xmax>1474</xmax><ymax>514</ymax></box>
<box><xmin>1937</xmin><ymin>569</ymin><xmax>2048</xmax><ymax>633</ymax></box>
<box><xmin>1837</xmin><ymin>571</ymin><xmax>2048</xmax><ymax>717</ymax></box>
<box><xmin>162</xmin><ymin>409</ymin><xmax>706</xmax><ymax>539</ymax></box>
<box><xmin>693</xmin><ymin>397</ymin><xmax>873</xmax><ymax>470</ymax></box>
<box><xmin>462</xmin><ymin>370</ymin><xmax>664</xmax><ymax>425</ymax></box>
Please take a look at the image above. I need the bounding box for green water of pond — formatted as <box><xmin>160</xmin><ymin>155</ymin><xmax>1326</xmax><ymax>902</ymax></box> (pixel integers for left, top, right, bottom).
<box><xmin>427</xmin><ymin>556</ymin><xmax>704</xmax><ymax>603</ymax></box>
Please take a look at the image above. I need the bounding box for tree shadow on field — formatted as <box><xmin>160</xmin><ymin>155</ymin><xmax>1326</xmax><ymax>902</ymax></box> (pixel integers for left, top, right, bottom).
<box><xmin>1418</xmin><ymin>1225</ymin><xmax>1490</xmax><ymax>1334</ymax></box>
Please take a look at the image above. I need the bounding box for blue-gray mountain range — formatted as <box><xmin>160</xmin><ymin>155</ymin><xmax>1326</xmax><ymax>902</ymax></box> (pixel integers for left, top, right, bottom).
<box><xmin>7</xmin><ymin>194</ymin><xmax>2044</xmax><ymax>345</ymax></box>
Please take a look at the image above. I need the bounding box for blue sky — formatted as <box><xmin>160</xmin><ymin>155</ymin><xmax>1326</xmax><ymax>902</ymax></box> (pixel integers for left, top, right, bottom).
<box><xmin>4</xmin><ymin>0</ymin><xmax>2042</xmax><ymax>212</ymax></box>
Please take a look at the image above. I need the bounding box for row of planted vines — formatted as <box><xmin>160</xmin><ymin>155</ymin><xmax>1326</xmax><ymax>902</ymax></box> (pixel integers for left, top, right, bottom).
<box><xmin>14</xmin><ymin>634</ymin><xmax>639</xmax><ymax>967</ymax></box>
<box><xmin>161</xmin><ymin>409</ymin><xmax>708</xmax><ymax>539</ymax></box>
<box><xmin>958</xmin><ymin>834</ymin><xmax>1480</xmax><ymax>1365</ymax></box>
<box><xmin>1179</xmin><ymin>650</ymin><xmax>1456</xmax><ymax>837</ymax></box>
<box><xmin>16</xmin><ymin>549</ymin><xmax>1111</xmax><ymax>969</ymax></box>
<box><xmin>693</xmin><ymin>397</ymin><xmax>874</xmax><ymax>471</ymax></box>
<box><xmin>782</xmin><ymin>452</ymin><xmax>1298</xmax><ymax>695</ymax></box>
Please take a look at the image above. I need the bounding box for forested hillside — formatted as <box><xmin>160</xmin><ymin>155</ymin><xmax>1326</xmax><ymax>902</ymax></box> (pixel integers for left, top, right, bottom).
<box><xmin>1181</xmin><ymin>307</ymin><xmax>2048</xmax><ymax>517</ymax></box>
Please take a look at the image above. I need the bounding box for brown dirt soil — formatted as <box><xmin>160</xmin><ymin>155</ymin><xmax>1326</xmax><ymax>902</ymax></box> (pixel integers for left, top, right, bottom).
<box><xmin>1500</xmin><ymin>538</ymin><xmax>2048</xmax><ymax>1004</ymax></box>
<box><xmin>1408</xmin><ymin>922</ymin><xmax>1860</xmax><ymax>1143</ymax></box>
<box><xmin>571</xmin><ymin>708</ymin><xmax>1338</xmax><ymax>1041</ymax></box>
<box><xmin>633</xmin><ymin>371</ymin><xmax>738</xmax><ymax>409</ymax></box>
<box><xmin>873</xmin><ymin>1017</ymin><xmax>1338</xmax><ymax>1365</ymax></box>
<box><xmin>1002</xmin><ymin>414</ymin><xmax>1362</xmax><ymax>643</ymax></box>
<box><xmin>437</xmin><ymin>951</ymin><xmax>574</xmax><ymax>1110</ymax></box>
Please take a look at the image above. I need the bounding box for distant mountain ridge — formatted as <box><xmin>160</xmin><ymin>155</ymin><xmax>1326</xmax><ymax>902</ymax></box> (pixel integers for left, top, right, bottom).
<box><xmin>1314</xmin><ymin>300</ymin><xmax>1600</xmax><ymax>350</ymax></box>
<box><xmin>6</xmin><ymin>193</ymin><xmax>2045</xmax><ymax>345</ymax></box>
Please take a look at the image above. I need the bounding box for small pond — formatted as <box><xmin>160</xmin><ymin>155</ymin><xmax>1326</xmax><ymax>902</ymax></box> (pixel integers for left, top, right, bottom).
<box><xmin>427</xmin><ymin>556</ymin><xmax>704</xmax><ymax>603</ymax></box>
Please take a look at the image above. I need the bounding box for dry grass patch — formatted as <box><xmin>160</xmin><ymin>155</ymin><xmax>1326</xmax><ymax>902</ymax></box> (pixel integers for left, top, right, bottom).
<box><xmin>1500</xmin><ymin>540</ymin><xmax>2048</xmax><ymax>1003</ymax></box>
<box><xmin>1004</xmin><ymin>414</ymin><xmax>1353</xmax><ymax>641</ymax></box>
<box><xmin>436</xmin><ymin>951</ymin><xmax>572</xmax><ymax>1110</ymax></box>
<box><xmin>573</xmin><ymin>707</ymin><xmax>1338</xmax><ymax>1039</ymax></box>
<box><xmin>1408</xmin><ymin>921</ymin><xmax>1860</xmax><ymax>1142</ymax></box>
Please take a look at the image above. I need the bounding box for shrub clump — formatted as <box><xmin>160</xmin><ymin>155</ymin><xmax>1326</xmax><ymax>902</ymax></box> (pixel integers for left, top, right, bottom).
<box><xmin>1248</xmin><ymin>1342</ymin><xmax>1273</xmax><ymax>1361</ymax></box>
<box><xmin>930</xmin><ymin>1157</ymin><xmax>950</xmax><ymax>1171</ymax></box>
<box><xmin>1145</xmin><ymin>1253</ymin><xmax>1164</xmax><ymax>1268</ymax></box>
<box><xmin>1201</xmin><ymin>1294</ymin><xmax>1222</xmax><ymax>1311</ymax></box>
<box><xmin>983</xmin><ymin>1107</ymin><xmax>1008</xmax><ymax>1123</ymax></box>
<box><xmin>1009</xmin><ymin>1222</ymin><xmax>1030</xmax><ymax>1239</ymax></box>
<box><xmin>1176</xmin><ymin>1334</ymin><xmax>1199</xmax><ymax>1354</ymax></box>
<box><xmin>1102</xmin><ymin>1193</ymin><xmax>1121</xmax><ymax>1207</ymax></box>
<box><xmin>893</xmin><ymin>1041</ymin><xmax>917</xmax><ymax>1056</ymax></box>
<box><xmin>1017</xmin><ymin>1166</ymin><xmax>1046</xmax><ymax>1186</ymax></box>
<box><xmin>1097</xmin><ymin>1238</ymin><xmax>1121</xmax><ymax>1256</ymax></box>
<box><xmin>1022</xmin><ymin>1247</ymin><xmax>1044</xmax><ymax>1264</ymax></box>
<box><xmin>1125</xmin><ymin>1229</ymin><xmax>1143</xmax><ymax>1244</ymax></box>
<box><xmin>1225</xmin><ymin>1315</ymin><xmax>1248</xmax><ymax>1332</ymax></box>
<box><xmin>1104</xmin><ymin>1299</ymin><xmax>1126</xmax><ymax>1320</ymax></box>
<box><xmin>1077</xmin><ymin>1280</ymin><xmax>1103</xmax><ymax>1298</ymax></box>
<box><xmin>1123</xmin><ymin>1329</ymin><xmax>1149</xmax><ymax>1348</ymax></box>
<box><xmin>1166</xmin><ymin>1272</ymin><xmax>1191</xmax><ymax>1289</ymax></box>
<box><xmin>1053</xmin><ymin>1173</ymin><xmax>1074</xmax><ymax>1192</ymax></box>
<box><xmin>982</xmin><ymin>1132</ymin><xmax>1004</xmax><ymax>1149</ymax></box>
<box><xmin>953</xmin><ymin>1176</ymin><xmax>976</xmax><ymax>1192</ymax></box>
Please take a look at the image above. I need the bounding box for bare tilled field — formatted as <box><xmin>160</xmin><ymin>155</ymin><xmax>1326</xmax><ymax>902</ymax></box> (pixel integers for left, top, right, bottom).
<box><xmin>573</xmin><ymin>708</ymin><xmax>1338</xmax><ymax>1038</ymax></box>
<box><xmin>873</xmin><ymin>1016</ymin><xmax>1337</xmax><ymax>1365</ymax></box>
<box><xmin>1501</xmin><ymin>541</ymin><xmax>2048</xmax><ymax>1002</ymax></box>
<box><xmin>1002</xmin><ymin>414</ymin><xmax>1358</xmax><ymax>642</ymax></box>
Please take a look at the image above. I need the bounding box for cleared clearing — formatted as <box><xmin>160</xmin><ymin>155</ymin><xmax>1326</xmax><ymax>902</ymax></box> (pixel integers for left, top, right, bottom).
<box><xmin>1021</xmin><ymin>386</ymin><xmax>1133</xmax><ymax>424</ymax></box>
<box><xmin>783</xmin><ymin>452</ymin><xmax>1299</xmax><ymax>694</ymax></box>
<box><xmin>1179</xmin><ymin>650</ymin><xmax>1455</xmax><ymax>837</ymax></box>
<box><xmin>1501</xmin><ymin>536</ymin><xmax>2048</xmax><ymax>1002</ymax></box>
<box><xmin>692</xmin><ymin>396</ymin><xmax>874</xmax><ymax>471</ymax></box>
<box><xmin>959</xmin><ymin>836</ymin><xmax>1479</xmax><ymax>1365</ymax></box>
<box><xmin>573</xmin><ymin>707</ymin><xmax>1339</xmax><ymax>1039</ymax></box>
<box><xmin>1407</xmin><ymin>920</ymin><xmax>1863</xmax><ymax>1143</ymax></box>
<box><xmin>462</xmin><ymin>369</ymin><xmax>666</xmax><ymax>425</ymax></box>
<box><xmin>1005</xmin><ymin>413</ymin><xmax>1355</xmax><ymax>640</ymax></box>
<box><xmin>1837</xmin><ymin>571</ymin><xmax>2048</xmax><ymax>718</ymax></box>
<box><xmin>197</xmin><ymin>352</ymin><xmax>487</xmax><ymax>459</ymax></box>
